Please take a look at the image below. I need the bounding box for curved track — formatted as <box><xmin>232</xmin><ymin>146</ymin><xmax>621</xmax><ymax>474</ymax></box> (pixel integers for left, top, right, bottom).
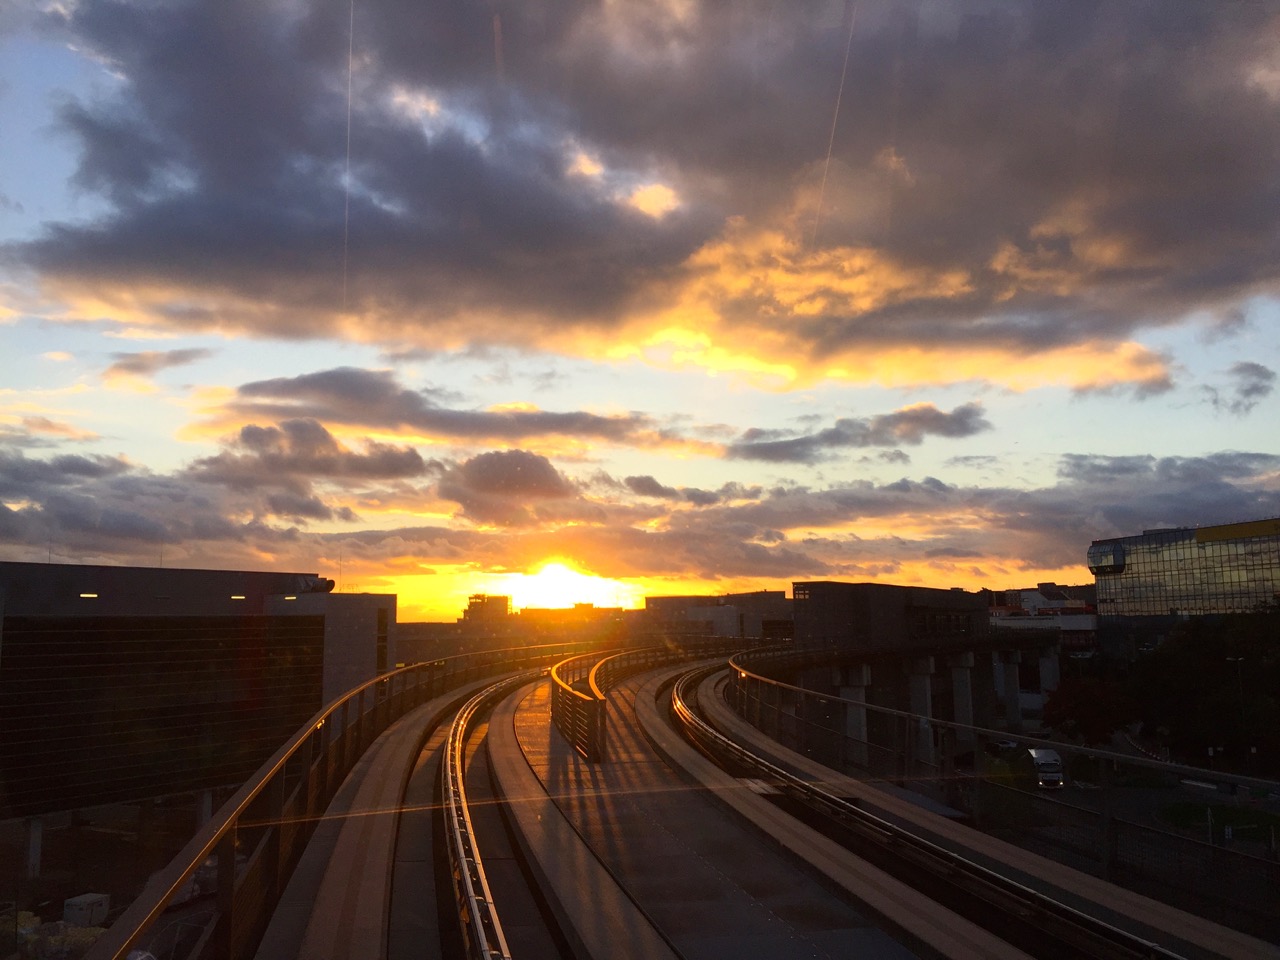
<box><xmin>296</xmin><ymin>657</ymin><xmax>1277</xmax><ymax>960</ymax></box>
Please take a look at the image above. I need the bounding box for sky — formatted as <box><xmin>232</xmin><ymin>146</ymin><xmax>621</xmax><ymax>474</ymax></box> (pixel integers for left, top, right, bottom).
<box><xmin>2</xmin><ymin>0</ymin><xmax>1279</xmax><ymax>621</ymax></box>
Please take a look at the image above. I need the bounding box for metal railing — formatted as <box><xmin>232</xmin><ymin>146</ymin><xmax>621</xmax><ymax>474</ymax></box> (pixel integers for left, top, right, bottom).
<box><xmin>549</xmin><ymin>651</ymin><xmax>609</xmax><ymax>762</ymax></box>
<box><xmin>85</xmin><ymin>641</ymin><xmax>597</xmax><ymax>960</ymax></box>
<box><xmin>443</xmin><ymin>674</ymin><xmax>536</xmax><ymax>960</ymax></box>
<box><xmin>672</xmin><ymin>665</ymin><xmax>1185</xmax><ymax>960</ymax></box>
<box><xmin>726</xmin><ymin>647</ymin><xmax>1280</xmax><ymax>941</ymax></box>
<box><xmin>549</xmin><ymin>637</ymin><xmax>752</xmax><ymax>762</ymax></box>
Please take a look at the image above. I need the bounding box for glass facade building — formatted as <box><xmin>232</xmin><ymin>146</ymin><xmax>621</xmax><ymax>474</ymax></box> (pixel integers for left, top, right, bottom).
<box><xmin>1087</xmin><ymin>517</ymin><xmax>1280</xmax><ymax>655</ymax></box>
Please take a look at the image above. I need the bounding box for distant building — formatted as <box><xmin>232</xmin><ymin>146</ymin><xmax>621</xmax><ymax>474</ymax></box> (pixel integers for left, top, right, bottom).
<box><xmin>1087</xmin><ymin>517</ymin><xmax>1280</xmax><ymax>657</ymax></box>
<box><xmin>986</xmin><ymin>582</ymin><xmax>1096</xmax><ymax>616</ymax></box>
<box><xmin>792</xmin><ymin>581</ymin><xmax>986</xmax><ymax>654</ymax></box>
<box><xmin>463</xmin><ymin>593</ymin><xmax>511</xmax><ymax>622</ymax></box>
<box><xmin>0</xmin><ymin>561</ymin><xmax>393</xmax><ymax>817</ymax></box>
<box><xmin>986</xmin><ymin>582</ymin><xmax>1097</xmax><ymax>655</ymax></box>
<box><xmin>644</xmin><ymin>590</ymin><xmax>792</xmax><ymax>640</ymax></box>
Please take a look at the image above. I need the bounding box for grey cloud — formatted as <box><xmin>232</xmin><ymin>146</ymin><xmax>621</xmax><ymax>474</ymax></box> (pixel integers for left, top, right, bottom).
<box><xmin>1059</xmin><ymin>451</ymin><xmax>1280</xmax><ymax>487</ymax></box>
<box><xmin>4</xmin><ymin>425</ymin><xmax>1280</xmax><ymax>585</ymax></box>
<box><xmin>0</xmin><ymin>452</ymin><xmax>131</xmax><ymax>496</ymax></box>
<box><xmin>188</xmin><ymin>419</ymin><xmax>428</xmax><ymax>490</ymax></box>
<box><xmin>437</xmin><ymin>449</ymin><xmax>577</xmax><ymax>526</ymax></box>
<box><xmin>104</xmin><ymin>348</ymin><xmax>214</xmax><ymax>379</ymax></box>
<box><xmin>1057</xmin><ymin>454</ymin><xmax>1157</xmax><ymax>484</ymax></box>
<box><xmin>14</xmin><ymin>2</ymin><xmax>1280</xmax><ymax>376</ymax></box>
<box><xmin>1204</xmin><ymin>361</ymin><xmax>1276</xmax><ymax>415</ymax></box>
<box><xmin>232</xmin><ymin>367</ymin><xmax>656</xmax><ymax>444</ymax></box>
<box><xmin>625</xmin><ymin>475</ymin><xmax>679</xmax><ymax>499</ymax></box>
<box><xmin>624</xmin><ymin>475</ymin><xmax>760</xmax><ymax>506</ymax></box>
<box><xmin>727</xmin><ymin>403</ymin><xmax>990</xmax><ymax>463</ymax></box>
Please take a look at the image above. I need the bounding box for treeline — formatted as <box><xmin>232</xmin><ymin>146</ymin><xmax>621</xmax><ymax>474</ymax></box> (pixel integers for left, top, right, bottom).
<box><xmin>1043</xmin><ymin>609</ymin><xmax>1279</xmax><ymax>776</ymax></box>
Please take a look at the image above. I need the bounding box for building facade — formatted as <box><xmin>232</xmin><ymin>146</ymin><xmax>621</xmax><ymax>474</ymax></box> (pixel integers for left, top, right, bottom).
<box><xmin>643</xmin><ymin>590</ymin><xmax>792</xmax><ymax>640</ymax></box>
<box><xmin>0</xmin><ymin>561</ymin><xmax>393</xmax><ymax>817</ymax></box>
<box><xmin>792</xmin><ymin>581</ymin><xmax>987</xmax><ymax>654</ymax></box>
<box><xmin>1087</xmin><ymin>517</ymin><xmax>1280</xmax><ymax>656</ymax></box>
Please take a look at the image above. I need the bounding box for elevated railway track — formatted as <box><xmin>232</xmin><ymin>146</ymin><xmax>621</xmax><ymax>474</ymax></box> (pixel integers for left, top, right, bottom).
<box><xmin>86</xmin><ymin>645</ymin><xmax>1279</xmax><ymax>960</ymax></box>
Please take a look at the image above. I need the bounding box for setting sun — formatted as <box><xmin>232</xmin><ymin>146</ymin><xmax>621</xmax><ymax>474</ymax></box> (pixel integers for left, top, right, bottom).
<box><xmin>489</xmin><ymin>561</ymin><xmax>646</xmax><ymax>611</ymax></box>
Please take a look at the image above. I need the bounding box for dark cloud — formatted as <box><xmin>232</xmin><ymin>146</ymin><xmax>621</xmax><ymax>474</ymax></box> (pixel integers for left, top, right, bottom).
<box><xmin>11</xmin><ymin>2</ymin><xmax>1280</xmax><ymax>381</ymax></box>
<box><xmin>0</xmin><ymin>452</ymin><xmax>130</xmax><ymax>496</ymax></box>
<box><xmin>623</xmin><ymin>474</ymin><xmax>744</xmax><ymax>506</ymax></box>
<box><xmin>1057</xmin><ymin>454</ymin><xmax>1157</xmax><ymax>484</ymax></box>
<box><xmin>1203</xmin><ymin>361</ymin><xmax>1276</xmax><ymax>415</ymax></box>
<box><xmin>625</xmin><ymin>475</ymin><xmax>679</xmax><ymax>499</ymax></box>
<box><xmin>188</xmin><ymin>418</ymin><xmax>428</xmax><ymax>489</ymax></box>
<box><xmin>727</xmin><ymin>403</ymin><xmax>990</xmax><ymax>463</ymax></box>
<box><xmin>104</xmin><ymin>348</ymin><xmax>213</xmax><ymax>380</ymax></box>
<box><xmin>437</xmin><ymin>449</ymin><xmax>577</xmax><ymax>526</ymax></box>
<box><xmin>4</xmin><ymin>425</ymin><xmax>1280</xmax><ymax>587</ymax></box>
<box><xmin>228</xmin><ymin>367</ymin><xmax>657</xmax><ymax>444</ymax></box>
<box><xmin>183</xmin><ymin>418</ymin><xmax>433</xmax><ymax>523</ymax></box>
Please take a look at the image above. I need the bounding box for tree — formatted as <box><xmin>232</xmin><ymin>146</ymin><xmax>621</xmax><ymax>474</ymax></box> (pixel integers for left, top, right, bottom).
<box><xmin>1042</xmin><ymin>677</ymin><xmax>1135</xmax><ymax>745</ymax></box>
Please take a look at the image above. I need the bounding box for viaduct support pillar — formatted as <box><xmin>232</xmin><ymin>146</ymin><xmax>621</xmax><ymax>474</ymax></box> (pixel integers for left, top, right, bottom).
<box><xmin>1001</xmin><ymin>651</ymin><xmax>1023</xmax><ymax>733</ymax></box>
<box><xmin>1039</xmin><ymin>644</ymin><xmax>1061</xmax><ymax>696</ymax></box>
<box><xmin>839</xmin><ymin>664</ymin><xmax>871</xmax><ymax>770</ymax></box>
<box><xmin>949</xmin><ymin>652</ymin><xmax>976</xmax><ymax>754</ymax></box>
<box><xmin>909</xmin><ymin>657</ymin><xmax>936</xmax><ymax>771</ymax></box>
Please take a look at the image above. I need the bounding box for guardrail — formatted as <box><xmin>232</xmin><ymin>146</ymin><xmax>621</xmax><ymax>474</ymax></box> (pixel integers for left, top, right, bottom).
<box><xmin>550</xmin><ymin>637</ymin><xmax>753</xmax><ymax>762</ymax></box>
<box><xmin>443</xmin><ymin>674</ymin><xmax>536</xmax><ymax>960</ymax></box>
<box><xmin>85</xmin><ymin>641</ymin><xmax>599</xmax><ymax>960</ymax></box>
<box><xmin>549</xmin><ymin>651</ymin><xmax>609</xmax><ymax>762</ymax></box>
<box><xmin>726</xmin><ymin>647</ymin><xmax>1280</xmax><ymax>939</ymax></box>
<box><xmin>672</xmin><ymin>665</ymin><xmax>1186</xmax><ymax>960</ymax></box>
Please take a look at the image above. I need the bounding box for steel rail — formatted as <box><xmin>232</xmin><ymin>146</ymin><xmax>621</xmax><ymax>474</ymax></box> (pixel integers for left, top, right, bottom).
<box><xmin>728</xmin><ymin>648</ymin><xmax>1280</xmax><ymax>793</ymax></box>
<box><xmin>84</xmin><ymin>642</ymin><xmax>593</xmax><ymax>960</ymax></box>
<box><xmin>442</xmin><ymin>673</ymin><xmax>537</xmax><ymax>960</ymax></box>
<box><xmin>671</xmin><ymin>665</ymin><xmax>1187</xmax><ymax>960</ymax></box>
<box><xmin>549</xmin><ymin>638</ymin><xmax>750</xmax><ymax>762</ymax></box>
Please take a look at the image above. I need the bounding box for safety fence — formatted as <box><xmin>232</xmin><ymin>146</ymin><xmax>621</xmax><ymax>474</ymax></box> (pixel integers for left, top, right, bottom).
<box><xmin>728</xmin><ymin>647</ymin><xmax>1280</xmax><ymax>942</ymax></box>
<box><xmin>84</xmin><ymin>641</ymin><xmax>601</xmax><ymax>960</ymax></box>
<box><xmin>550</xmin><ymin>637</ymin><xmax>752</xmax><ymax>762</ymax></box>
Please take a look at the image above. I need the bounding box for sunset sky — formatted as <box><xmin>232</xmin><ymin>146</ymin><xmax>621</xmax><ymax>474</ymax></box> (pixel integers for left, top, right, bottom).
<box><xmin>3</xmin><ymin>1</ymin><xmax>1279</xmax><ymax>621</ymax></box>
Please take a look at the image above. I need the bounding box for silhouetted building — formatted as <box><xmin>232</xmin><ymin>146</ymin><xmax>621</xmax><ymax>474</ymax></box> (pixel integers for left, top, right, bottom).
<box><xmin>463</xmin><ymin>593</ymin><xmax>511</xmax><ymax>622</ymax></box>
<box><xmin>0</xmin><ymin>561</ymin><xmax>393</xmax><ymax>817</ymax></box>
<box><xmin>1088</xmin><ymin>517</ymin><xmax>1280</xmax><ymax>658</ymax></box>
<box><xmin>792</xmin><ymin>581</ymin><xmax>987</xmax><ymax>654</ymax></box>
<box><xmin>644</xmin><ymin>590</ymin><xmax>792</xmax><ymax>639</ymax></box>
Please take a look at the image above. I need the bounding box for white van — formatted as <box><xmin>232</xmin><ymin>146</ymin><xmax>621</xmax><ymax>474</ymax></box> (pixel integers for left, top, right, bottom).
<box><xmin>1027</xmin><ymin>748</ymin><xmax>1065</xmax><ymax>789</ymax></box>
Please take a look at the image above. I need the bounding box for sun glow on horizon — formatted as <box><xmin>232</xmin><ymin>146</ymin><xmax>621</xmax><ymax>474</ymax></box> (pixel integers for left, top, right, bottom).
<box><xmin>488</xmin><ymin>560</ymin><xmax>647</xmax><ymax>611</ymax></box>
